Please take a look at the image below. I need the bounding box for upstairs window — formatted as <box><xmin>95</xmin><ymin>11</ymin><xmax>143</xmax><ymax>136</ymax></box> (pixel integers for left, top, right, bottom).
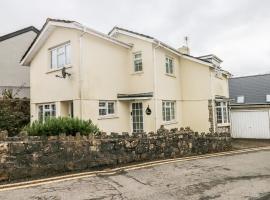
<box><xmin>133</xmin><ymin>52</ymin><xmax>143</xmax><ymax>72</ymax></box>
<box><xmin>50</xmin><ymin>42</ymin><xmax>71</xmax><ymax>69</ymax></box>
<box><xmin>162</xmin><ymin>101</ymin><xmax>176</xmax><ymax>122</ymax></box>
<box><xmin>236</xmin><ymin>96</ymin><xmax>245</xmax><ymax>103</ymax></box>
<box><xmin>99</xmin><ymin>101</ymin><xmax>116</xmax><ymax>117</ymax></box>
<box><xmin>165</xmin><ymin>57</ymin><xmax>174</xmax><ymax>74</ymax></box>
<box><xmin>38</xmin><ymin>103</ymin><xmax>56</xmax><ymax>122</ymax></box>
<box><xmin>216</xmin><ymin>101</ymin><xmax>229</xmax><ymax>125</ymax></box>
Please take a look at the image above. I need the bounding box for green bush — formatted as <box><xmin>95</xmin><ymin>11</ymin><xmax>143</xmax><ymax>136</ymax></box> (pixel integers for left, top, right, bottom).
<box><xmin>24</xmin><ymin>117</ymin><xmax>99</xmax><ymax>136</ymax></box>
<box><xmin>0</xmin><ymin>99</ymin><xmax>30</xmax><ymax>136</ymax></box>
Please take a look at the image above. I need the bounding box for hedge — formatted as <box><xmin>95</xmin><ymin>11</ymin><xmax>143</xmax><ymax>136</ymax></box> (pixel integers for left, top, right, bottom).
<box><xmin>0</xmin><ymin>98</ymin><xmax>30</xmax><ymax>136</ymax></box>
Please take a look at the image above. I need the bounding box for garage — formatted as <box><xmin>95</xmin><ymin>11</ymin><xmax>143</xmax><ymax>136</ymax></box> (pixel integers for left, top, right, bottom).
<box><xmin>229</xmin><ymin>73</ymin><xmax>270</xmax><ymax>139</ymax></box>
<box><xmin>231</xmin><ymin>110</ymin><xmax>270</xmax><ymax>139</ymax></box>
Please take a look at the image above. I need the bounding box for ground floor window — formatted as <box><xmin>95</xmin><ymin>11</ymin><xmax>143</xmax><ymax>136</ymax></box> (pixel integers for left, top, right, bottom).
<box><xmin>162</xmin><ymin>101</ymin><xmax>176</xmax><ymax>122</ymax></box>
<box><xmin>99</xmin><ymin>101</ymin><xmax>116</xmax><ymax>116</ymax></box>
<box><xmin>38</xmin><ymin>103</ymin><xmax>56</xmax><ymax>122</ymax></box>
<box><xmin>215</xmin><ymin>101</ymin><xmax>229</xmax><ymax>125</ymax></box>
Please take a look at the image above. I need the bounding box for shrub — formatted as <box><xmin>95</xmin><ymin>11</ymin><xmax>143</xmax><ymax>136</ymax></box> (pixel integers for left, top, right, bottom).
<box><xmin>0</xmin><ymin>99</ymin><xmax>30</xmax><ymax>136</ymax></box>
<box><xmin>24</xmin><ymin>117</ymin><xmax>99</xmax><ymax>136</ymax></box>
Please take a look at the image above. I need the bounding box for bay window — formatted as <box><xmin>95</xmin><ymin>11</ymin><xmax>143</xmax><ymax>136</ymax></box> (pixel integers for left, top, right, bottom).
<box><xmin>215</xmin><ymin>101</ymin><xmax>229</xmax><ymax>125</ymax></box>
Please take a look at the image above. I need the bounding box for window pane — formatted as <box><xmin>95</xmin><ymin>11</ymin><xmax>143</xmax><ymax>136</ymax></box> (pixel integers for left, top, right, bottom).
<box><xmin>108</xmin><ymin>102</ymin><xmax>115</xmax><ymax>114</ymax></box>
<box><xmin>171</xmin><ymin>102</ymin><xmax>175</xmax><ymax>120</ymax></box>
<box><xmin>134</xmin><ymin>53</ymin><xmax>141</xmax><ymax>59</ymax></box>
<box><xmin>99</xmin><ymin>102</ymin><xmax>106</xmax><ymax>107</ymax></box>
<box><xmin>165</xmin><ymin>107</ymin><xmax>170</xmax><ymax>121</ymax></box>
<box><xmin>38</xmin><ymin>106</ymin><xmax>43</xmax><ymax>122</ymax></box>
<box><xmin>51</xmin><ymin>104</ymin><xmax>56</xmax><ymax>117</ymax></box>
<box><xmin>216</xmin><ymin>107</ymin><xmax>222</xmax><ymax>124</ymax></box>
<box><xmin>51</xmin><ymin>50</ymin><xmax>57</xmax><ymax>69</ymax></box>
<box><xmin>99</xmin><ymin>109</ymin><xmax>106</xmax><ymax>116</ymax></box>
<box><xmin>65</xmin><ymin>44</ymin><xmax>71</xmax><ymax>65</ymax></box>
<box><xmin>57</xmin><ymin>46</ymin><xmax>65</xmax><ymax>67</ymax></box>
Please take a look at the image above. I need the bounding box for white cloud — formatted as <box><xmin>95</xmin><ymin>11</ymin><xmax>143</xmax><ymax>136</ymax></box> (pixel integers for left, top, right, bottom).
<box><xmin>0</xmin><ymin>0</ymin><xmax>269</xmax><ymax>76</ymax></box>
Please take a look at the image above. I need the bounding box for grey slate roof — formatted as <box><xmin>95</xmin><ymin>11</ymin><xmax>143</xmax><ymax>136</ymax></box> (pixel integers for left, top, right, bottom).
<box><xmin>229</xmin><ymin>73</ymin><xmax>270</xmax><ymax>105</ymax></box>
<box><xmin>0</xmin><ymin>26</ymin><xmax>39</xmax><ymax>42</ymax></box>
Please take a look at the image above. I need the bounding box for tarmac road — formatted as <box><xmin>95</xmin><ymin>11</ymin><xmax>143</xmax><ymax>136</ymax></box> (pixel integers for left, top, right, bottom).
<box><xmin>0</xmin><ymin>149</ymin><xmax>270</xmax><ymax>200</ymax></box>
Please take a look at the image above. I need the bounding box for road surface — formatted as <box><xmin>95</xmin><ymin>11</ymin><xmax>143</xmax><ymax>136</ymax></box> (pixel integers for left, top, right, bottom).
<box><xmin>0</xmin><ymin>150</ymin><xmax>270</xmax><ymax>200</ymax></box>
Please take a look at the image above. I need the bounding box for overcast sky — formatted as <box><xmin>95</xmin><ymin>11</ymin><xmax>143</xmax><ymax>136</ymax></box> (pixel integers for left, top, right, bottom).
<box><xmin>1</xmin><ymin>0</ymin><xmax>269</xmax><ymax>76</ymax></box>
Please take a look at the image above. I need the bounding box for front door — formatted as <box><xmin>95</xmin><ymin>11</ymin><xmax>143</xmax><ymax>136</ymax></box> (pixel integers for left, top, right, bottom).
<box><xmin>131</xmin><ymin>102</ymin><xmax>144</xmax><ymax>133</ymax></box>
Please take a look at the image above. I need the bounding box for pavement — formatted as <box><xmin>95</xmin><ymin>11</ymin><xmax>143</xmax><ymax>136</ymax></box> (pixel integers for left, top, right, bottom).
<box><xmin>0</xmin><ymin>149</ymin><xmax>270</xmax><ymax>200</ymax></box>
<box><xmin>232</xmin><ymin>139</ymin><xmax>270</xmax><ymax>150</ymax></box>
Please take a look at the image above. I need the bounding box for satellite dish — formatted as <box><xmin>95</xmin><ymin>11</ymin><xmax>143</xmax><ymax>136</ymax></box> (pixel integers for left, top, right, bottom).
<box><xmin>56</xmin><ymin>67</ymin><xmax>71</xmax><ymax>79</ymax></box>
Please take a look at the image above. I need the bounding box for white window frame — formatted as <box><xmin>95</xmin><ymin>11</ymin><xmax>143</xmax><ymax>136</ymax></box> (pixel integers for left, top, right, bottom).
<box><xmin>165</xmin><ymin>56</ymin><xmax>174</xmax><ymax>75</ymax></box>
<box><xmin>99</xmin><ymin>101</ymin><xmax>116</xmax><ymax>118</ymax></box>
<box><xmin>162</xmin><ymin>101</ymin><xmax>176</xmax><ymax>122</ymax></box>
<box><xmin>215</xmin><ymin>101</ymin><xmax>230</xmax><ymax>126</ymax></box>
<box><xmin>133</xmin><ymin>52</ymin><xmax>143</xmax><ymax>72</ymax></box>
<box><xmin>50</xmin><ymin>42</ymin><xmax>71</xmax><ymax>69</ymax></box>
<box><xmin>236</xmin><ymin>96</ymin><xmax>245</xmax><ymax>103</ymax></box>
<box><xmin>38</xmin><ymin>103</ymin><xmax>56</xmax><ymax>122</ymax></box>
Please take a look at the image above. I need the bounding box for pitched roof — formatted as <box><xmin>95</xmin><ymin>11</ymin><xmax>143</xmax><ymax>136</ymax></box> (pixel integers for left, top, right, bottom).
<box><xmin>229</xmin><ymin>73</ymin><xmax>270</xmax><ymax>105</ymax></box>
<box><xmin>21</xmin><ymin>18</ymin><xmax>132</xmax><ymax>65</ymax></box>
<box><xmin>108</xmin><ymin>26</ymin><xmax>230</xmax><ymax>72</ymax></box>
<box><xmin>0</xmin><ymin>26</ymin><xmax>39</xmax><ymax>42</ymax></box>
<box><xmin>21</xmin><ymin>19</ymin><xmax>75</xmax><ymax>63</ymax></box>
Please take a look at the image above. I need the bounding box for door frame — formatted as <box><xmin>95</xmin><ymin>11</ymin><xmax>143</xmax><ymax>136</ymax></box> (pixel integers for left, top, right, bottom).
<box><xmin>130</xmin><ymin>101</ymin><xmax>144</xmax><ymax>133</ymax></box>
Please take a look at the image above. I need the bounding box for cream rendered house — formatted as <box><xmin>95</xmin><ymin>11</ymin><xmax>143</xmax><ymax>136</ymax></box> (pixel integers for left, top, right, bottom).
<box><xmin>21</xmin><ymin>18</ymin><xmax>231</xmax><ymax>134</ymax></box>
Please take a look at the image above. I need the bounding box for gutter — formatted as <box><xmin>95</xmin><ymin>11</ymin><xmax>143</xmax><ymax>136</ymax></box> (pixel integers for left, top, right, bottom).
<box><xmin>153</xmin><ymin>41</ymin><xmax>161</xmax><ymax>131</ymax></box>
<box><xmin>79</xmin><ymin>25</ymin><xmax>87</xmax><ymax>119</ymax></box>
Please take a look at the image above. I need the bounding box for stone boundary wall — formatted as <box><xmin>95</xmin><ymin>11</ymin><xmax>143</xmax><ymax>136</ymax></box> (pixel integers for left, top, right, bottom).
<box><xmin>0</xmin><ymin>127</ymin><xmax>232</xmax><ymax>182</ymax></box>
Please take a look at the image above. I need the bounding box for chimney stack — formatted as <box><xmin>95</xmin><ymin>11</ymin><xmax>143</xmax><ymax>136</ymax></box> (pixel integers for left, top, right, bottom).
<box><xmin>178</xmin><ymin>46</ymin><xmax>190</xmax><ymax>55</ymax></box>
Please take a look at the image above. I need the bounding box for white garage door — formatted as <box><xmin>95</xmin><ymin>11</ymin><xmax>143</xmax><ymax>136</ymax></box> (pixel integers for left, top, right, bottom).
<box><xmin>231</xmin><ymin>110</ymin><xmax>270</xmax><ymax>139</ymax></box>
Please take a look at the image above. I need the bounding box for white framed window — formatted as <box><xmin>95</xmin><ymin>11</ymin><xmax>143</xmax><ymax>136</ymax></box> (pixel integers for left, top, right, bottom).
<box><xmin>99</xmin><ymin>101</ymin><xmax>116</xmax><ymax>117</ymax></box>
<box><xmin>133</xmin><ymin>52</ymin><xmax>142</xmax><ymax>72</ymax></box>
<box><xmin>165</xmin><ymin>57</ymin><xmax>174</xmax><ymax>75</ymax></box>
<box><xmin>50</xmin><ymin>42</ymin><xmax>71</xmax><ymax>69</ymax></box>
<box><xmin>236</xmin><ymin>96</ymin><xmax>245</xmax><ymax>103</ymax></box>
<box><xmin>216</xmin><ymin>101</ymin><xmax>229</xmax><ymax>125</ymax></box>
<box><xmin>162</xmin><ymin>101</ymin><xmax>176</xmax><ymax>122</ymax></box>
<box><xmin>38</xmin><ymin>103</ymin><xmax>56</xmax><ymax>122</ymax></box>
<box><xmin>266</xmin><ymin>95</ymin><xmax>270</xmax><ymax>102</ymax></box>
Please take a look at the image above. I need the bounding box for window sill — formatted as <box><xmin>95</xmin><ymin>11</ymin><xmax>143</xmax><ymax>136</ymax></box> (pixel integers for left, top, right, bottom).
<box><xmin>98</xmin><ymin>115</ymin><xmax>118</xmax><ymax>120</ymax></box>
<box><xmin>162</xmin><ymin>121</ymin><xmax>178</xmax><ymax>125</ymax></box>
<box><xmin>131</xmin><ymin>71</ymin><xmax>144</xmax><ymax>75</ymax></box>
<box><xmin>46</xmin><ymin>65</ymin><xmax>72</xmax><ymax>74</ymax></box>
<box><xmin>165</xmin><ymin>73</ymin><xmax>176</xmax><ymax>78</ymax></box>
<box><xmin>217</xmin><ymin>123</ymin><xmax>230</xmax><ymax>127</ymax></box>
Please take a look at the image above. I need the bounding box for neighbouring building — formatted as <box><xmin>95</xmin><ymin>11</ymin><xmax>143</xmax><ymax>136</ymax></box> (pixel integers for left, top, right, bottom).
<box><xmin>21</xmin><ymin>18</ymin><xmax>231</xmax><ymax>133</ymax></box>
<box><xmin>0</xmin><ymin>26</ymin><xmax>39</xmax><ymax>98</ymax></box>
<box><xmin>229</xmin><ymin>74</ymin><xmax>270</xmax><ymax>139</ymax></box>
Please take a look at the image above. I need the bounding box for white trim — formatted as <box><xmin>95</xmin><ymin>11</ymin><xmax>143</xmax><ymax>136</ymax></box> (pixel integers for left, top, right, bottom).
<box><xmin>109</xmin><ymin>29</ymin><xmax>154</xmax><ymax>43</ymax></box>
<box><xmin>118</xmin><ymin>97</ymin><xmax>152</xmax><ymax>101</ymax></box>
<box><xmin>109</xmin><ymin>27</ymin><xmax>232</xmax><ymax>77</ymax></box>
<box><xmin>130</xmin><ymin>102</ymin><xmax>144</xmax><ymax>133</ymax></box>
<box><xmin>98</xmin><ymin>100</ymin><xmax>117</xmax><ymax>118</ymax></box>
<box><xmin>162</xmin><ymin>100</ymin><xmax>176</xmax><ymax>122</ymax></box>
<box><xmin>21</xmin><ymin>21</ymin><xmax>132</xmax><ymax>66</ymax></box>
